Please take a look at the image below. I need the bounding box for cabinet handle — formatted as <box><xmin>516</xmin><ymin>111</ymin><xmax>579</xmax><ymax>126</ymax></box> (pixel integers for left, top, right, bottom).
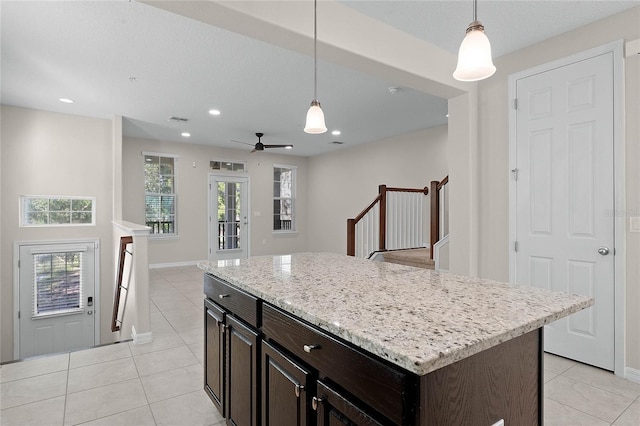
<box><xmin>294</xmin><ymin>384</ymin><xmax>305</xmax><ymax>398</ymax></box>
<box><xmin>312</xmin><ymin>396</ymin><xmax>323</xmax><ymax>411</ymax></box>
<box><xmin>218</xmin><ymin>294</ymin><xmax>230</xmax><ymax>300</ymax></box>
<box><xmin>303</xmin><ymin>344</ymin><xmax>320</xmax><ymax>353</ymax></box>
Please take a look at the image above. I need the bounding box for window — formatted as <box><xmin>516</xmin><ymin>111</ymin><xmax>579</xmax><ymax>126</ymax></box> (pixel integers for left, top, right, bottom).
<box><xmin>273</xmin><ymin>165</ymin><xmax>296</xmax><ymax>232</ymax></box>
<box><xmin>21</xmin><ymin>196</ymin><xmax>95</xmax><ymax>227</ymax></box>
<box><xmin>144</xmin><ymin>153</ymin><xmax>177</xmax><ymax>236</ymax></box>
<box><xmin>210</xmin><ymin>160</ymin><xmax>246</xmax><ymax>172</ymax></box>
<box><xmin>32</xmin><ymin>250</ymin><xmax>84</xmax><ymax>317</ymax></box>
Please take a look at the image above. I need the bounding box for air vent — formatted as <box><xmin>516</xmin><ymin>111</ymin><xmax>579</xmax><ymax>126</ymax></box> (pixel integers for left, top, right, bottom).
<box><xmin>331</xmin><ymin>141</ymin><xmax>344</xmax><ymax>145</ymax></box>
<box><xmin>168</xmin><ymin>116</ymin><xmax>190</xmax><ymax>123</ymax></box>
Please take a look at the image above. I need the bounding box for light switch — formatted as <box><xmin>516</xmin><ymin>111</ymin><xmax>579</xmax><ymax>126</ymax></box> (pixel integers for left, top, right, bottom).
<box><xmin>630</xmin><ymin>217</ymin><xmax>640</xmax><ymax>232</ymax></box>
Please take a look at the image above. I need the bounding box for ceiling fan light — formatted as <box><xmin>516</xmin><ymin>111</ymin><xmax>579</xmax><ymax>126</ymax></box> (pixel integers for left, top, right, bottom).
<box><xmin>453</xmin><ymin>22</ymin><xmax>496</xmax><ymax>82</ymax></box>
<box><xmin>304</xmin><ymin>100</ymin><xmax>327</xmax><ymax>134</ymax></box>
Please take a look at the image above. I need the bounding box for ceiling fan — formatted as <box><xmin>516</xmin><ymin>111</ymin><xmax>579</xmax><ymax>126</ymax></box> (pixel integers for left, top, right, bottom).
<box><xmin>231</xmin><ymin>132</ymin><xmax>293</xmax><ymax>153</ymax></box>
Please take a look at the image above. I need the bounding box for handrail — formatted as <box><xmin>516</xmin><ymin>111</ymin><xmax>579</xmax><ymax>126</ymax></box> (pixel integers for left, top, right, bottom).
<box><xmin>436</xmin><ymin>175</ymin><xmax>449</xmax><ymax>190</ymax></box>
<box><xmin>111</xmin><ymin>236</ymin><xmax>133</xmax><ymax>332</ymax></box>
<box><xmin>353</xmin><ymin>194</ymin><xmax>382</xmax><ymax>223</ymax></box>
<box><xmin>430</xmin><ymin>175</ymin><xmax>449</xmax><ymax>259</ymax></box>
<box><xmin>347</xmin><ymin>184</ymin><xmax>429</xmax><ymax>257</ymax></box>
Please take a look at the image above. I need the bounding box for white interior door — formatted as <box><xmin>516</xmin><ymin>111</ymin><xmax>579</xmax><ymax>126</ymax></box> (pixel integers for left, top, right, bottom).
<box><xmin>18</xmin><ymin>240</ymin><xmax>97</xmax><ymax>359</ymax></box>
<box><xmin>513</xmin><ymin>52</ymin><xmax>615</xmax><ymax>370</ymax></box>
<box><xmin>210</xmin><ymin>175</ymin><xmax>249</xmax><ymax>261</ymax></box>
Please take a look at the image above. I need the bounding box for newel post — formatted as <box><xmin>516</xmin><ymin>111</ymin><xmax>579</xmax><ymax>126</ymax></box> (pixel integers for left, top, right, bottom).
<box><xmin>347</xmin><ymin>219</ymin><xmax>356</xmax><ymax>256</ymax></box>
<box><xmin>379</xmin><ymin>185</ymin><xmax>387</xmax><ymax>252</ymax></box>
<box><xmin>430</xmin><ymin>180</ymin><xmax>440</xmax><ymax>259</ymax></box>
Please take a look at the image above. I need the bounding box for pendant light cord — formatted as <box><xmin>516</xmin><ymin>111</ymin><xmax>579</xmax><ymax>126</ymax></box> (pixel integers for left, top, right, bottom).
<box><xmin>473</xmin><ymin>0</ymin><xmax>477</xmax><ymax>22</ymax></box>
<box><xmin>313</xmin><ymin>0</ymin><xmax>318</xmax><ymax>102</ymax></box>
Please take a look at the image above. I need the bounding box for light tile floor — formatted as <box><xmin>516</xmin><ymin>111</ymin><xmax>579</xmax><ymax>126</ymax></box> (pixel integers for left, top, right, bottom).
<box><xmin>1</xmin><ymin>265</ymin><xmax>639</xmax><ymax>425</ymax></box>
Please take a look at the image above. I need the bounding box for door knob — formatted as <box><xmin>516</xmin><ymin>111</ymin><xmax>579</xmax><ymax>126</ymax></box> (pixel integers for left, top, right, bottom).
<box><xmin>597</xmin><ymin>247</ymin><xmax>610</xmax><ymax>256</ymax></box>
<box><xmin>87</xmin><ymin>310</ymin><xmax>93</xmax><ymax>315</ymax></box>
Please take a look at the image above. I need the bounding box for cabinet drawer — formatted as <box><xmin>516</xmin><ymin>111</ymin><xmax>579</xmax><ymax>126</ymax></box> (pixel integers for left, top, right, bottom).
<box><xmin>262</xmin><ymin>304</ymin><xmax>414</xmax><ymax>425</ymax></box>
<box><xmin>204</xmin><ymin>274</ymin><xmax>260</xmax><ymax>328</ymax></box>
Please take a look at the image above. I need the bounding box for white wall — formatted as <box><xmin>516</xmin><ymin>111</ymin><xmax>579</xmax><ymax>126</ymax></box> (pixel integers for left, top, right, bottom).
<box><xmin>0</xmin><ymin>106</ymin><xmax>114</xmax><ymax>362</ymax></box>
<box><xmin>307</xmin><ymin>126</ymin><xmax>448</xmax><ymax>254</ymax></box>
<box><xmin>122</xmin><ymin>137</ymin><xmax>309</xmax><ymax>265</ymax></box>
<box><xmin>475</xmin><ymin>7</ymin><xmax>640</xmax><ymax>370</ymax></box>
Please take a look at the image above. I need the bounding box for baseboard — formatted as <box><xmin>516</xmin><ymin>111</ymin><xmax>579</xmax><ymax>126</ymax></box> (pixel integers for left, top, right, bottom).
<box><xmin>149</xmin><ymin>260</ymin><xmax>200</xmax><ymax>269</ymax></box>
<box><xmin>131</xmin><ymin>325</ymin><xmax>153</xmax><ymax>345</ymax></box>
<box><xmin>625</xmin><ymin>367</ymin><xmax>640</xmax><ymax>384</ymax></box>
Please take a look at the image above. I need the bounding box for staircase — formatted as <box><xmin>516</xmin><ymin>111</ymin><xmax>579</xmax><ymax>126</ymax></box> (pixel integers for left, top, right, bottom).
<box><xmin>347</xmin><ymin>177</ymin><xmax>448</xmax><ymax>270</ymax></box>
<box><xmin>381</xmin><ymin>248</ymin><xmax>435</xmax><ymax>269</ymax></box>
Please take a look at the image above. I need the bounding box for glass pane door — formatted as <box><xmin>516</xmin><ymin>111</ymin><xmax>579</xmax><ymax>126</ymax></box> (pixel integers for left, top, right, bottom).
<box><xmin>210</xmin><ymin>176</ymin><xmax>249</xmax><ymax>260</ymax></box>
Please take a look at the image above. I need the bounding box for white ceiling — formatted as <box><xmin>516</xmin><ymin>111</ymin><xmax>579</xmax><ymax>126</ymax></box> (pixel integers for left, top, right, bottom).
<box><xmin>1</xmin><ymin>1</ymin><xmax>637</xmax><ymax>157</ymax></box>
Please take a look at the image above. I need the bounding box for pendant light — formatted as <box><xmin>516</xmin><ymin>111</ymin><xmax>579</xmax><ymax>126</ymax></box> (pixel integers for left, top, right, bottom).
<box><xmin>304</xmin><ymin>0</ymin><xmax>327</xmax><ymax>134</ymax></box>
<box><xmin>453</xmin><ymin>0</ymin><xmax>496</xmax><ymax>82</ymax></box>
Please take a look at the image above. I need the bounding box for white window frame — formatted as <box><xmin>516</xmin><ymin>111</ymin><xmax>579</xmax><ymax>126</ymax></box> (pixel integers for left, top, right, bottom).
<box><xmin>273</xmin><ymin>164</ymin><xmax>297</xmax><ymax>233</ymax></box>
<box><xmin>20</xmin><ymin>195</ymin><xmax>96</xmax><ymax>227</ymax></box>
<box><xmin>143</xmin><ymin>151</ymin><xmax>179</xmax><ymax>239</ymax></box>
<box><xmin>210</xmin><ymin>159</ymin><xmax>247</xmax><ymax>172</ymax></box>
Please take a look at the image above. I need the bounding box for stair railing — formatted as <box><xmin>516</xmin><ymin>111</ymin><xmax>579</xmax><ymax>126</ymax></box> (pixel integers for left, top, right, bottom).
<box><xmin>347</xmin><ymin>185</ymin><xmax>429</xmax><ymax>258</ymax></box>
<box><xmin>429</xmin><ymin>176</ymin><xmax>449</xmax><ymax>259</ymax></box>
<box><xmin>111</xmin><ymin>235</ymin><xmax>133</xmax><ymax>332</ymax></box>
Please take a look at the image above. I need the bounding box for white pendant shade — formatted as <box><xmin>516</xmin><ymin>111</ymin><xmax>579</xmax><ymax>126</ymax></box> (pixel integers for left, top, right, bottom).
<box><xmin>304</xmin><ymin>101</ymin><xmax>327</xmax><ymax>134</ymax></box>
<box><xmin>453</xmin><ymin>24</ymin><xmax>496</xmax><ymax>82</ymax></box>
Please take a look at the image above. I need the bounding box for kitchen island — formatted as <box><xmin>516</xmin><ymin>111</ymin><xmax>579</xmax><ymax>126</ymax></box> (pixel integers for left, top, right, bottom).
<box><xmin>199</xmin><ymin>253</ymin><xmax>592</xmax><ymax>426</ymax></box>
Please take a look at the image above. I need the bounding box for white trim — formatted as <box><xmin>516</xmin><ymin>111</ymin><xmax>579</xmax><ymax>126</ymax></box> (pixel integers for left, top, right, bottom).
<box><xmin>625</xmin><ymin>367</ymin><xmax>640</xmax><ymax>384</ymax></box>
<box><xmin>434</xmin><ymin>234</ymin><xmax>450</xmax><ymax>272</ymax></box>
<box><xmin>112</xmin><ymin>220</ymin><xmax>151</xmax><ymax>236</ymax></box>
<box><xmin>142</xmin><ymin>151</ymin><xmax>180</xmax><ymax>159</ymax></box>
<box><xmin>13</xmin><ymin>238</ymin><xmax>101</xmax><ymax>360</ymax></box>
<box><xmin>149</xmin><ymin>260</ymin><xmax>200</xmax><ymax>269</ymax></box>
<box><xmin>508</xmin><ymin>40</ymin><xmax>625</xmax><ymax>377</ymax></box>
<box><xmin>131</xmin><ymin>326</ymin><xmax>153</xmax><ymax>345</ymax></box>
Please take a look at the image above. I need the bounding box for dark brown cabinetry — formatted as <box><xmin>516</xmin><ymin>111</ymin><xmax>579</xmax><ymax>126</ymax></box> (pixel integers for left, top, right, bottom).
<box><xmin>227</xmin><ymin>315</ymin><xmax>259</xmax><ymax>426</ymax></box>
<box><xmin>204</xmin><ymin>274</ymin><xmax>261</xmax><ymax>426</ymax></box>
<box><xmin>313</xmin><ymin>381</ymin><xmax>382</xmax><ymax>426</ymax></box>
<box><xmin>204</xmin><ymin>273</ymin><xmax>542</xmax><ymax>426</ymax></box>
<box><xmin>205</xmin><ymin>299</ymin><xmax>225</xmax><ymax>416</ymax></box>
<box><xmin>262</xmin><ymin>341</ymin><xmax>313</xmax><ymax>426</ymax></box>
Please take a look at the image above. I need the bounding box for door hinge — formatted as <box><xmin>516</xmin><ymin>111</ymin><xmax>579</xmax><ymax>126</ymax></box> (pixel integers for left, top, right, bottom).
<box><xmin>18</xmin><ymin>311</ymin><xmax>20</xmax><ymax>319</ymax></box>
<box><xmin>511</xmin><ymin>168</ymin><xmax>519</xmax><ymax>181</ymax></box>
<box><xmin>17</xmin><ymin>260</ymin><xmax>20</xmax><ymax>268</ymax></box>
<box><xmin>513</xmin><ymin>98</ymin><xmax>518</xmax><ymax>110</ymax></box>
<box><xmin>514</xmin><ymin>241</ymin><xmax>519</xmax><ymax>252</ymax></box>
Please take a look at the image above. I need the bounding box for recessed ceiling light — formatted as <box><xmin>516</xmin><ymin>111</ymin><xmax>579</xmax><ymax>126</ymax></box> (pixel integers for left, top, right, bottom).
<box><xmin>331</xmin><ymin>130</ymin><xmax>341</xmax><ymax>136</ymax></box>
<box><xmin>209</xmin><ymin>109</ymin><xmax>221</xmax><ymax>116</ymax></box>
<box><xmin>59</xmin><ymin>98</ymin><xmax>74</xmax><ymax>104</ymax></box>
<box><xmin>181</xmin><ymin>132</ymin><xmax>191</xmax><ymax>138</ymax></box>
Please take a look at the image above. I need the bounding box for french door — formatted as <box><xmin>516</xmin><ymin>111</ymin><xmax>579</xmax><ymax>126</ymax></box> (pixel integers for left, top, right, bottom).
<box><xmin>209</xmin><ymin>175</ymin><xmax>249</xmax><ymax>261</ymax></box>
<box><xmin>17</xmin><ymin>240</ymin><xmax>98</xmax><ymax>359</ymax></box>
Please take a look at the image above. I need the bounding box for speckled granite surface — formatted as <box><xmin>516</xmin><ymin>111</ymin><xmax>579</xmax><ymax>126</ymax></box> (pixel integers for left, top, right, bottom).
<box><xmin>198</xmin><ymin>252</ymin><xmax>592</xmax><ymax>376</ymax></box>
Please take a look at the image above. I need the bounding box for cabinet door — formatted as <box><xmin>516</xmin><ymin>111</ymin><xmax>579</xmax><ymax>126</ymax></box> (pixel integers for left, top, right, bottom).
<box><xmin>227</xmin><ymin>315</ymin><xmax>260</xmax><ymax>426</ymax></box>
<box><xmin>262</xmin><ymin>341</ymin><xmax>313</xmax><ymax>426</ymax></box>
<box><xmin>205</xmin><ymin>300</ymin><xmax>225</xmax><ymax>416</ymax></box>
<box><xmin>314</xmin><ymin>381</ymin><xmax>383</xmax><ymax>426</ymax></box>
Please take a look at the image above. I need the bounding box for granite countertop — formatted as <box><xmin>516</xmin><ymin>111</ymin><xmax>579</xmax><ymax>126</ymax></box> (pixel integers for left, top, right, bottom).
<box><xmin>198</xmin><ymin>252</ymin><xmax>593</xmax><ymax>376</ymax></box>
